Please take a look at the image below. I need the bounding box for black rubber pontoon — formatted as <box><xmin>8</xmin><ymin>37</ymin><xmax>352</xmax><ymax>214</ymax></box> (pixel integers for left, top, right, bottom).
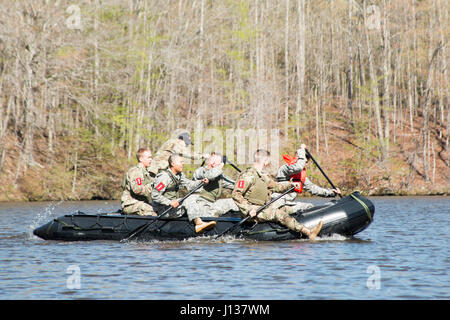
<box><xmin>33</xmin><ymin>191</ymin><xmax>374</xmax><ymax>241</ymax></box>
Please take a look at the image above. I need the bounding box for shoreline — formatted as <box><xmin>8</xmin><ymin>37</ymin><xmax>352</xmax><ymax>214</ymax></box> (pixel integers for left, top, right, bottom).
<box><xmin>1</xmin><ymin>192</ymin><xmax>448</xmax><ymax>203</ymax></box>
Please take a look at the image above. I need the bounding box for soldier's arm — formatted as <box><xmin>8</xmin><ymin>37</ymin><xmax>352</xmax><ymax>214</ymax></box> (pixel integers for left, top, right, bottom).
<box><xmin>276</xmin><ymin>147</ymin><xmax>308</xmax><ymax>179</ymax></box>
<box><xmin>192</xmin><ymin>167</ymin><xmax>206</xmax><ymax>181</ymax></box>
<box><xmin>142</xmin><ymin>184</ymin><xmax>153</xmax><ymax>202</ymax></box>
<box><xmin>151</xmin><ymin>175</ymin><xmax>172</xmax><ymax>206</ymax></box>
<box><xmin>193</xmin><ymin>166</ymin><xmax>221</xmax><ymax>180</ymax></box>
<box><xmin>173</xmin><ymin>141</ymin><xmax>204</xmax><ymax>161</ymax></box>
<box><xmin>221</xmin><ymin>173</ymin><xmax>236</xmax><ymax>190</ymax></box>
<box><xmin>181</xmin><ymin>151</ymin><xmax>204</xmax><ymax>161</ymax></box>
<box><xmin>231</xmin><ymin>174</ymin><xmax>254</xmax><ymax>215</ymax></box>
<box><xmin>128</xmin><ymin>169</ymin><xmax>152</xmax><ymax>202</ymax></box>
<box><xmin>303</xmin><ymin>177</ymin><xmax>336</xmax><ymax>197</ymax></box>
<box><xmin>180</xmin><ymin>173</ymin><xmax>204</xmax><ymax>191</ymax></box>
<box><xmin>265</xmin><ymin>175</ymin><xmax>294</xmax><ymax>193</ymax></box>
<box><xmin>143</xmin><ymin>172</ymin><xmax>154</xmax><ymax>201</ymax></box>
<box><xmin>202</xmin><ymin>166</ymin><xmax>223</xmax><ymax>181</ymax></box>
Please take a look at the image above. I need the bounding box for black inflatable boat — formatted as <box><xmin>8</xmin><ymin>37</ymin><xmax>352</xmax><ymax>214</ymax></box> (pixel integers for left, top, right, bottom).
<box><xmin>33</xmin><ymin>191</ymin><xmax>374</xmax><ymax>241</ymax></box>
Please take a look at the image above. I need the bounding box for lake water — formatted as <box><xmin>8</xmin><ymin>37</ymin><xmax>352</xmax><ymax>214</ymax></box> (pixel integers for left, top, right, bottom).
<box><xmin>0</xmin><ymin>196</ymin><xmax>448</xmax><ymax>300</ymax></box>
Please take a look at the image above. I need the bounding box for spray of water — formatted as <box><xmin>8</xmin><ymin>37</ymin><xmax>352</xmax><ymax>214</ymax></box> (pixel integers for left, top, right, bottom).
<box><xmin>316</xmin><ymin>233</ymin><xmax>350</xmax><ymax>241</ymax></box>
<box><xmin>28</xmin><ymin>200</ymin><xmax>64</xmax><ymax>240</ymax></box>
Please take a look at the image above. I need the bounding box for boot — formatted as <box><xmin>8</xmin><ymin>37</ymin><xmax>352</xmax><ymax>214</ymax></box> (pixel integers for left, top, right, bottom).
<box><xmin>194</xmin><ymin>218</ymin><xmax>217</xmax><ymax>234</ymax></box>
<box><xmin>301</xmin><ymin>220</ymin><xmax>323</xmax><ymax>240</ymax></box>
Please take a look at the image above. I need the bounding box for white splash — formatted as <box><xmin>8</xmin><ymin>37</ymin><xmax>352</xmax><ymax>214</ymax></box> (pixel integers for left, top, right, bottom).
<box><xmin>316</xmin><ymin>233</ymin><xmax>350</xmax><ymax>241</ymax></box>
<box><xmin>27</xmin><ymin>200</ymin><xmax>64</xmax><ymax>240</ymax></box>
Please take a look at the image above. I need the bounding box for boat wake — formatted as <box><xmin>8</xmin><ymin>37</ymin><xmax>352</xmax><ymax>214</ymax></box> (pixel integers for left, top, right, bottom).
<box><xmin>125</xmin><ymin>234</ymin><xmax>247</xmax><ymax>246</ymax></box>
<box><xmin>125</xmin><ymin>233</ymin><xmax>357</xmax><ymax>246</ymax></box>
<box><xmin>316</xmin><ymin>233</ymin><xmax>371</xmax><ymax>243</ymax></box>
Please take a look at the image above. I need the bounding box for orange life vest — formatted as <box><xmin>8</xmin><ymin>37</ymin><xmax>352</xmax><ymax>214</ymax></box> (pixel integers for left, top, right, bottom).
<box><xmin>282</xmin><ymin>154</ymin><xmax>307</xmax><ymax>194</ymax></box>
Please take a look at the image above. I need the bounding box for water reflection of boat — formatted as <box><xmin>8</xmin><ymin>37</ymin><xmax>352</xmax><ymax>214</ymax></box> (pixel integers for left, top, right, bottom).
<box><xmin>33</xmin><ymin>191</ymin><xmax>374</xmax><ymax>242</ymax></box>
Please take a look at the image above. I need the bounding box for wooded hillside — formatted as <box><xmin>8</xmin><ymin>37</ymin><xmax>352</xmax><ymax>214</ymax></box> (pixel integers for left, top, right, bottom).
<box><xmin>0</xmin><ymin>0</ymin><xmax>448</xmax><ymax>201</ymax></box>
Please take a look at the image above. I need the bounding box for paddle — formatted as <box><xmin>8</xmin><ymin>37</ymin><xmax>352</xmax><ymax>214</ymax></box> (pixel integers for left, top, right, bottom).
<box><xmin>213</xmin><ymin>186</ymin><xmax>296</xmax><ymax>239</ymax></box>
<box><xmin>223</xmin><ymin>155</ymin><xmax>242</xmax><ymax>173</ymax></box>
<box><xmin>122</xmin><ymin>181</ymin><xmax>205</xmax><ymax>241</ymax></box>
<box><xmin>305</xmin><ymin>148</ymin><xmax>342</xmax><ymax>198</ymax></box>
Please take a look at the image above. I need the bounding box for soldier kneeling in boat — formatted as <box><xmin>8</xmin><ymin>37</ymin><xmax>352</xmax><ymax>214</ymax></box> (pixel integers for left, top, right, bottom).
<box><xmin>184</xmin><ymin>152</ymin><xmax>239</xmax><ymax>219</ymax></box>
<box><xmin>151</xmin><ymin>153</ymin><xmax>217</xmax><ymax>233</ymax></box>
<box><xmin>232</xmin><ymin>149</ymin><xmax>323</xmax><ymax>240</ymax></box>
<box><xmin>121</xmin><ymin>148</ymin><xmax>157</xmax><ymax>216</ymax></box>
<box><xmin>272</xmin><ymin>144</ymin><xmax>341</xmax><ymax>212</ymax></box>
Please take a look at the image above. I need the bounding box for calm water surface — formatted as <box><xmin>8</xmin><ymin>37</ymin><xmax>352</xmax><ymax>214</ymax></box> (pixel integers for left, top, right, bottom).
<box><xmin>0</xmin><ymin>196</ymin><xmax>448</xmax><ymax>300</ymax></box>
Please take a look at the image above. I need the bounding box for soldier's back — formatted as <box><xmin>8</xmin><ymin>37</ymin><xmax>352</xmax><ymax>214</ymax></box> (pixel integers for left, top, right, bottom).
<box><xmin>148</xmin><ymin>139</ymin><xmax>186</xmax><ymax>175</ymax></box>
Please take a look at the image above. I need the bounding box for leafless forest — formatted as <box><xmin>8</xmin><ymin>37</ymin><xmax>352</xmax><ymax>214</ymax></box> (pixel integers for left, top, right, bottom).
<box><xmin>0</xmin><ymin>0</ymin><xmax>448</xmax><ymax>201</ymax></box>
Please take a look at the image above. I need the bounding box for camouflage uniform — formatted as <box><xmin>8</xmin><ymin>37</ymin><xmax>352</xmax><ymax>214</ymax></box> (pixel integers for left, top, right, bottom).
<box><xmin>147</xmin><ymin>138</ymin><xmax>206</xmax><ymax>176</ymax></box>
<box><xmin>151</xmin><ymin>168</ymin><xmax>204</xmax><ymax>220</ymax></box>
<box><xmin>272</xmin><ymin>147</ymin><xmax>337</xmax><ymax>212</ymax></box>
<box><xmin>185</xmin><ymin>165</ymin><xmax>239</xmax><ymax>218</ymax></box>
<box><xmin>121</xmin><ymin>163</ymin><xmax>156</xmax><ymax>216</ymax></box>
<box><xmin>232</xmin><ymin>166</ymin><xmax>307</xmax><ymax>233</ymax></box>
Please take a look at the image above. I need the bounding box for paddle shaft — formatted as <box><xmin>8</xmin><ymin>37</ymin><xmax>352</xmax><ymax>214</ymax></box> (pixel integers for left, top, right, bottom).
<box><xmin>214</xmin><ymin>186</ymin><xmax>296</xmax><ymax>238</ymax></box>
<box><xmin>228</xmin><ymin>162</ymin><xmax>242</xmax><ymax>173</ymax></box>
<box><xmin>305</xmin><ymin>148</ymin><xmax>342</xmax><ymax>198</ymax></box>
<box><xmin>123</xmin><ymin>181</ymin><xmax>205</xmax><ymax>241</ymax></box>
<box><xmin>223</xmin><ymin>155</ymin><xmax>242</xmax><ymax>173</ymax></box>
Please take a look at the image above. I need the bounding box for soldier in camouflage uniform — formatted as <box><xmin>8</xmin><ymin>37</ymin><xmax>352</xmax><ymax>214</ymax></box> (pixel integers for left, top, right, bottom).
<box><xmin>151</xmin><ymin>153</ymin><xmax>217</xmax><ymax>233</ymax></box>
<box><xmin>272</xmin><ymin>144</ymin><xmax>341</xmax><ymax>212</ymax></box>
<box><xmin>121</xmin><ymin>148</ymin><xmax>157</xmax><ymax>216</ymax></box>
<box><xmin>186</xmin><ymin>153</ymin><xmax>239</xmax><ymax>218</ymax></box>
<box><xmin>147</xmin><ymin>130</ymin><xmax>209</xmax><ymax>176</ymax></box>
<box><xmin>232</xmin><ymin>149</ymin><xmax>323</xmax><ymax>240</ymax></box>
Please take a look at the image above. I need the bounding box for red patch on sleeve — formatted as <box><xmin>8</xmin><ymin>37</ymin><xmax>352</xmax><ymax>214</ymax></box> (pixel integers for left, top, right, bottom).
<box><xmin>136</xmin><ymin>178</ymin><xmax>142</xmax><ymax>186</ymax></box>
<box><xmin>155</xmin><ymin>182</ymin><xmax>165</xmax><ymax>192</ymax></box>
<box><xmin>237</xmin><ymin>180</ymin><xmax>245</xmax><ymax>188</ymax></box>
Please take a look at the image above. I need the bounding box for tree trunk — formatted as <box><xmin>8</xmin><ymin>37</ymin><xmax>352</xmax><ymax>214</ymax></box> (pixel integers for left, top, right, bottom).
<box><xmin>382</xmin><ymin>0</ymin><xmax>391</xmax><ymax>152</ymax></box>
<box><xmin>315</xmin><ymin>88</ymin><xmax>319</xmax><ymax>154</ymax></box>
<box><xmin>0</xmin><ymin>96</ymin><xmax>12</xmax><ymax>173</ymax></box>
<box><xmin>363</xmin><ymin>2</ymin><xmax>386</xmax><ymax>160</ymax></box>
<box><xmin>347</xmin><ymin>1</ymin><xmax>354</xmax><ymax>128</ymax></box>
<box><xmin>437</xmin><ymin>0</ymin><xmax>447</xmax><ymax>141</ymax></box>
<box><xmin>296</xmin><ymin>0</ymin><xmax>306</xmax><ymax>136</ymax></box>
<box><xmin>284</xmin><ymin>0</ymin><xmax>290</xmax><ymax>140</ymax></box>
